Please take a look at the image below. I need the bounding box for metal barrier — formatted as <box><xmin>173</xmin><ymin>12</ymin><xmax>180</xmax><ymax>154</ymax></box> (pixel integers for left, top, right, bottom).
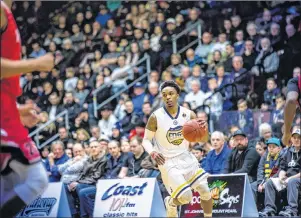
<box><xmin>29</xmin><ymin>110</ymin><xmax>69</xmax><ymax>149</ymax></box>
<box><xmin>172</xmin><ymin>20</ymin><xmax>202</xmax><ymax>54</ymax></box>
<box><xmin>93</xmin><ymin>54</ymin><xmax>151</xmax><ymax>118</ymax></box>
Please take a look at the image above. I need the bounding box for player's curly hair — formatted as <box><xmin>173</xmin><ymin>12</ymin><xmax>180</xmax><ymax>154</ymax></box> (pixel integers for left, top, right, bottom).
<box><xmin>160</xmin><ymin>80</ymin><xmax>180</xmax><ymax>94</ymax></box>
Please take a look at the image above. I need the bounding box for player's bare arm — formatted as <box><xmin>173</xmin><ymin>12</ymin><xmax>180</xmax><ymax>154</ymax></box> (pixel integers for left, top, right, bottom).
<box><xmin>1</xmin><ymin>54</ymin><xmax>55</xmax><ymax>79</ymax></box>
<box><xmin>282</xmin><ymin>90</ymin><xmax>299</xmax><ymax>145</ymax></box>
<box><xmin>142</xmin><ymin>113</ymin><xmax>165</xmax><ymax>165</ymax></box>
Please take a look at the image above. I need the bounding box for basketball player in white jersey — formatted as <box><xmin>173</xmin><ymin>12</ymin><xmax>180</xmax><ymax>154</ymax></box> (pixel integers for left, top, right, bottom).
<box><xmin>142</xmin><ymin>81</ymin><xmax>212</xmax><ymax>217</ymax></box>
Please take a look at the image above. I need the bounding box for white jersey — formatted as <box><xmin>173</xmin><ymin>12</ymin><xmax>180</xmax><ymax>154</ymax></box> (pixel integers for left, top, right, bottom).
<box><xmin>153</xmin><ymin>106</ymin><xmax>191</xmax><ymax>158</ymax></box>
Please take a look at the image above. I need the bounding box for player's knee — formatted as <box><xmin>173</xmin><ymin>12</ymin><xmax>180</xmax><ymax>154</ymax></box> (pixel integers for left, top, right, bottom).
<box><xmin>177</xmin><ymin>190</ymin><xmax>193</xmax><ymax>205</ymax></box>
<box><xmin>195</xmin><ymin>183</ymin><xmax>211</xmax><ymax>201</ymax></box>
<box><xmin>27</xmin><ymin>163</ymin><xmax>48</xmax><ymax>196</ymax></box>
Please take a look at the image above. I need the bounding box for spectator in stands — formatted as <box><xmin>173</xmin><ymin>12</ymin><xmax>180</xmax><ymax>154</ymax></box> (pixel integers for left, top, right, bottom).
<box><xmin>293</xmin><ymin>67</ymin><xmax>300</xmax><ymax>78</ymax></box>
<box><xmin>246</xmin><ymin>22</ymin><xmax>260</xmax><ymax>51</ymax></box>
<box><xmin>64</xmin><ymin>67</ymin><xmax>78</xmax><ymax>92</ymax></box>
<box><xmin>22</xmin><ymin>72</ymin><xmax>39</xmax><ymax>100</ymax></box>
<box><xmin>223</xmin><ymin>130</ymin><xmax>260</xmax><ymax>183</ymax></box>
<box><xmin>195</xmin><ymin>32</ymin><xmax>214</xmax><ymax>65</ymax></box>
<box><xmin>44</xmin><ymin>140</ymin><xmax>70</xmax><ymax>182</ymax></box>
<box><xmin>234</xmin><ymin>30</ymin><xmax>245</xmax><ymax>55</ymax></box>
<box><xmin>101</xmin><ymin>18</ymin><xmax>123</xmax><ymax>42</ymax></box>
<box><xmin>100</xmin><ymin>41</ymin><xmax>120</xmax><ymax>70</ymax></box>
<box><xmin>95</xmin><ymin>5</ymin><xmax>112</xmax><ymax>27</ymax></box>
<box><xmin>104</xmin><ymin>140</ymin><xmax>128</xmax><ymax>179</ymax></box>
<box><xmin>232</xmin><ymin>99</ymin><xmax>254</xmax><ymax>138</ymax></box>
<box><xmin>184</xmin><ymin>79</ymin><xmax>206</xmax><ymax>110</ymax></box>
<box><xmin>73</xmin><ymin>79</ymin><xmax>89</xmax><ymax>106</ymax></box>
<box><xmin>141</xmin><ymin>102</ymin><xmax>152</xmax><ymax>124</ymax></box>
<box><xmin>144</xmin><ymin>82</ymin><xmax>162</xmax><ymax>112</ymax></box>
<box><xmin>223</xmin><ymin>44</ymin><xmax>235</xmax><ymax>73</ymax></box>
<box><xmin>255</xmin><ymin>141</ymin><xmax>267</xmax><ymax>157</ymax></box>
<box><xmin>285</xmin><ymin>23</ymin><xmax>301</xmax><ymax>69</ymax></box>
<box><xmin>184</xmin><ymin>48</ymin><xmax>203</xmax><ymax>70</ymax></box>
<box><xmin>80</xmin><ymin>64</ymin><xmax>96</xmax><ymax>89</ymax></box>
<box><xmin>111</xmin><ymin>55</ymin><xmax>133</xmax><ymax>94</ymax></box>
<box><xmin>205</xmin><ymin>131</ymin><xmax>231</xmax><ymax>174</ymax></box>
<box><xmin>60</xmin><ymin>38</ymin><xmax>76</xmax><ymax>70</ymax></box>
<box><xmin>58</xmin><ymin>126</ymin><xmax>70</xmax><ymax>148</ymax></box>
<box><xmin>252</xmin><ymin>138</ymin><xmax>283</xmax><ymax>206</ymax></box>
<box><xmin>264</xmin><ymin>78</ymin><xmax>281</xmax><ymax>107</ymax></box>
<box><xmin>132</xmin><ymin>82</ymin><xmax>146</xmax><ymax>115</ymax></box>
<box><xmin>260</xmin><ymin>129</ymin><xmax>301</xmax><ymax>217</ymax></box>
<box><xmin>67</xmin><ymin>140</ymin><xmax>107</xmax><ymax>218</ymax></box>
<box><xmin>47</xmin><ymin>91</ymin><xmax>65</xmax><ymax>121</ymax></box>
<box><xmin>160</xmin><ymin>18</ymin><xmax>179</xmax><ymax>67</ymax></box>
<box><xmin>141</xmin><ymin>38</ymin><xmax>159</xmax><ymax>69</ymax></box>
<box><xmin>59</xmin><ymin>143</ymin><xmax>87</xmax><ymax>216</ymax></box>
<box><xmin>89</xmin><ymin>125</ymin><xmax>106</xmax><ymax>142</ymax></box>
<box><xmin>98</xmin><ymin>105</ymin><xmax>117</xmax><ymax>137</ymax></box>
<box><xmin>270</xmin><ymin>94</ymin><xmax>285</xmax><ymax>137</ymax></box>
<box><xmin>259</xmin><ymin>123</ymin><xmax>273</xmax><ymax>142</ymax></box>
<box><xmin>215</xmin><ymin>64</ymin><xmax>231</xmax><ymax>88</ymax></box>
<box><xmin>207</xmin><ymin>50</ymin><xmax>224</xmax><ymax>75</ymax></box>
<box><xmin>70</xmin><ymin>24</ymin><xmax>85</xmax><ymax>52</ymax></box>
<box><xmin>191</xmin><ymin>144</ymin><xmax>207</xmax><ymax>168</ymax></box>
<box><xmin>257</xmin><ymin>10</ymin><xmax>272</xmax><ymax>34</ymax></box>
<box><xmin>211</xmin><ymin>33</ymin><xmax>229</xmax><ymax>53</ymax></box>
<box><xmin>231</xmin><ymin>15</ymin><xmax>244</xmax><ymax>35</ymax></box>
<box><xmin>231</xmin><ymin>56</ymin><xmax>250</xmax><ymax>99</ymax></box>
<box><xmin>38</xmin><ymin>81</ymin><xmax>54</xmax><ymax>111</ymax></box>
<box><xmin>125</xmin><ymin>137</ymin><xmax>148</xmax><ymax>178</ymax></box>
<box><xmin>29</xmin><ymin>41</ymin><xmax>46</xmax><ymax>58</ymax></box>
<box><xmin>242</xmin><ymin>39</ymin><xmax>257</xmax><ymax>71</ymax></box>
<box><xmin>168</xmin><ymin>53</ymin><xmax>184</xmax><ymax>78</ymax></box>
<box><xmin>253</xmin><ymin>37</ymin><xmax>279</xmax><ymax>76</ymax></box>
<box><xmin>269</xmin><ymin>23</ymin><xmax>283</xmax><ymax>52</ymax></box>
<box><xmin>204</xmin><ymin>78</ymin><xmax>223</xmax><ymax>119</ymax></box>
<box><xmin>129</xmin><ymin>118</ymin><xmax>145</xmax><ymax>141</ymax></box>
<box><xmin>111</xmin><ymin>124</ymin><xmax>123</xmax><ymax>141</ymax></box>
<box><xmin>186</xmin><ymin>7</ymin><xmax>205</xmax><ymax>41</ymax></box>
<box><xmin>150</xmin><ymin>25</ymin><xmax>163</xmax><ymax>52</ymax></box>
<box><xmin>63</xmin><ymin>92</ymin><xmax>82</xmax><ymax>123</ymax></box>
<box><xmin>119</xmin><ymin>100</ymin><xmax>139</xmax><ymax>134</ymax></box>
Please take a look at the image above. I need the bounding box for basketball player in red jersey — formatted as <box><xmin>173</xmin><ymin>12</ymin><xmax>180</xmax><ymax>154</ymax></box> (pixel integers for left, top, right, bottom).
<box><xmin>0</xmin><ymin>0</ymin><xmax>55</xmax><ymax>217</ymax></box>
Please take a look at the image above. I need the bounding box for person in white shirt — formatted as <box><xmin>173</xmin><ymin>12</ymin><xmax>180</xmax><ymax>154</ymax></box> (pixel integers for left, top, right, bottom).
<box><xmin>184</xmin><ymin>79</ymin><xmax>206</xmax><ymax>110</ymax></box>
<box><xmin>98</xmin><ymin>105</ymin><xmax>117</xmax><ymax>137</ymax></box>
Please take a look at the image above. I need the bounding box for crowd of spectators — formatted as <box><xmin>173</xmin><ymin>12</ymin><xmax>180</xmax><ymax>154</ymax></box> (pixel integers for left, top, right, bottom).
<box><xmin>13</xmin><ymin>1</ymin><xmax>301</xmax><ymax>217</ymax></box>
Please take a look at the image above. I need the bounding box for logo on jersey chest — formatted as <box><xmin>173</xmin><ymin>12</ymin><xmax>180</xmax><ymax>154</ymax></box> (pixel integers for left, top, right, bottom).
<box><xmin>166</xmin><ymin>126</ymin><xmax>184</xmax><ymax>146</ymax></box>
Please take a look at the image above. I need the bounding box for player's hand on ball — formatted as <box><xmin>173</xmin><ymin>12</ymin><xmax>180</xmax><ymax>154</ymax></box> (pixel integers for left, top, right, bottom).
<box><xmin>196</xmin><ymin>119</ymin><xmax>208</xmax><ymax>129</ymax></box>
<box><xmin>18</xmin><ymin>103</ymin><xmax>41</xmax><ymax>128</ymax></box>
<box><xmin>150</xmin><ymin>151</ymin><xmax>165</xmax><ymax>165</ymax></box>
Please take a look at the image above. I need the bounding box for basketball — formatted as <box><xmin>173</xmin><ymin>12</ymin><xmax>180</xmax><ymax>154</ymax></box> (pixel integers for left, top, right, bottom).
<box><xmin>182</xmin><ymin>119</ymin><xmax>207</xmax><ymax>142</ymax></box>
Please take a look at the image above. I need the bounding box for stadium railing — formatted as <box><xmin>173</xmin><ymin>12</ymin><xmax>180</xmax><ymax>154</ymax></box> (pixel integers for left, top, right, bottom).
<box><xmin>29</xmin><ymin>110</ymin><xmax>70</xmax><ymax>149</ymax></box>
<box><xmin>172</xmin><ymin>20</ymin><xmax>202</xmax><ymax>54</ymax></box>
<box><xmin>93</xmin><ymin>54</ymin><xmax>151</xmax><ymax>118</ymax></box>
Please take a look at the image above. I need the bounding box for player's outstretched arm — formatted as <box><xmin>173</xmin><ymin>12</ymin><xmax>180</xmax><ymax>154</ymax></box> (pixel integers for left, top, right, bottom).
<box><xmin>0</xmin><ymin>54</ymin><xmax>55</xmax><ymax>79</ymax></box>
<box><xmin>282</xmin><ymin>90</ymin><xmax>299</xmax><ymax>145</ymax></box>
<box><xmin>142</xmin><ymin>113</ymin><xmax>165</xmax><ymax>165</ymax></box>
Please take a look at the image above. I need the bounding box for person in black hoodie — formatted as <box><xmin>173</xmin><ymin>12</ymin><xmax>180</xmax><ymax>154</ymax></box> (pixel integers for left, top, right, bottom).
<box><xmin>223</xmin><ymin>130</ymin><xmax>260</xmax><ymax>183</ymax></box>
<box><xmin>260</xmin><ymin>129</ymin><xmax>301</xmax><ymax>217</ymax></box>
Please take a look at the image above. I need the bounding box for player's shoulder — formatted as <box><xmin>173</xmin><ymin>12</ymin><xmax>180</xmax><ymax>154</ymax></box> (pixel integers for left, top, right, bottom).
<box><xmin>179</xmin><ymin>106</ymin><xmax>194</xmax><ymax>118</ymax></box>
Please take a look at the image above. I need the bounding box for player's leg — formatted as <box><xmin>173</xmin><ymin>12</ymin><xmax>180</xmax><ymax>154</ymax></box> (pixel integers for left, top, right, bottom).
<box><xmin>0</xmin><ymin>159</ymin><xmax>48</xmax><ymax>217</ymax></box>
<box><xmin>161</xmin><ymin>166</ymin><xmax>194</xmax><ymax>218</ymax></box>
<box><xmin>183</xmin><ymin>152</ymin><xmax>212</xmax><ymax>217</ymax></box>
<box><xmin>193</xmin><ymin>180</ymin><xmax>213</xmax><ymax>217</ymax></box>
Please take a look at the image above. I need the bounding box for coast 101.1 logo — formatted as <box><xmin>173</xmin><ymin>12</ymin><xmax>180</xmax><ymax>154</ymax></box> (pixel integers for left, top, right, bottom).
<box><xmin>16</xmin><ymin>197</ymin><xmax>57</xmax><ymax>217</ymax></box>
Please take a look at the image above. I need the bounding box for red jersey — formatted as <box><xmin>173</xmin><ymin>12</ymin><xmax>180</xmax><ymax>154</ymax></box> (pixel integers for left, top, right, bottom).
<box><xmin>1</xmin><ymin>1</ymin><xmax>40</xmax><ymax>164</ymax></box>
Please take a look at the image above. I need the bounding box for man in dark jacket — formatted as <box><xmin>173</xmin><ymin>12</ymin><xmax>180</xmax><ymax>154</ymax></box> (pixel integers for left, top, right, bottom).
<box><xmin>260</xmin><ymin>129</ymin><xmax>301</xmax><ymax>217</ymax></box>
<box><xmin>223</xmin><ymin>130</ymin><xmax>260</xmax><ymax>183</ymax></box>
<box><xmin>65</xmin><ymin>140</ymin><xmax>107</xmax><ymax>218</ymax></box>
